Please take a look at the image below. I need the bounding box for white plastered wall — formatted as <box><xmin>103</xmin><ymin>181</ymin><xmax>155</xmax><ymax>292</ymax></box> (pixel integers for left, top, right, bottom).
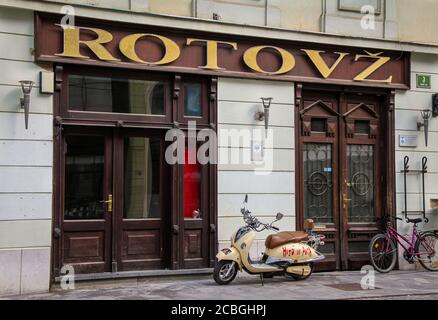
<box><xmin>395</xmin><ymin>52</ymin><xmax>438</xmax><ymax>270</ymax></box>
<box><xmin>217</xmin><ymin>78</ymin><xmax>295</xmax><ymax>259</ymax></box>
<box><xmin>0</xmin><ymin>7</ymin><xmax>53</xmax><ymax>296</ymax></box>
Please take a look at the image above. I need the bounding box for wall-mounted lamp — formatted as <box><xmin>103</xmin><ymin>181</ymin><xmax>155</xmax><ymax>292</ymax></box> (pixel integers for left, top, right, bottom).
<box><xmin>19</xmin><ymin>80</ymin><xmax>34</xmax><ymax>130</ymax></box>
<box><xmin>255</xmin><ymin>97</ymin><xmax>273</xmax><ymax>137</ymax></box>
<box><xmin>417</xmin><ymin>109</ymin><xmax>431</xmax><ymax>147</ymax></box>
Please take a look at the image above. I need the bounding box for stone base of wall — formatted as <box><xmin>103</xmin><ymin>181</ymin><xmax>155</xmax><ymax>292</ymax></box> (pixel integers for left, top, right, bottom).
<box><xmin>0</xmin><ymin>247</ymin><xmax>50</xmax><ymax>296</ymax></box>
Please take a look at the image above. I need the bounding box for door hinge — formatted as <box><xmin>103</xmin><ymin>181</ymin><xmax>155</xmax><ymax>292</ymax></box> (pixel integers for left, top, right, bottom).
<box><xmin>53</xmin><ymin>227</ymin><xmax>61</xmax><ymax>238</ymax></box>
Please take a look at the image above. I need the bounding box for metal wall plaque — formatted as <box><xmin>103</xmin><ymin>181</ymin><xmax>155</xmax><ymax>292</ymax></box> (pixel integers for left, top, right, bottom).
<box><xmin>399</xmin><ymin>135</ymin><xmax>418</xmax><ymax>147</ymax></box>
<box><xmin>416</xmin><ymin>74</ymin><xmax>431</xmax><ymax>89</ymax></box>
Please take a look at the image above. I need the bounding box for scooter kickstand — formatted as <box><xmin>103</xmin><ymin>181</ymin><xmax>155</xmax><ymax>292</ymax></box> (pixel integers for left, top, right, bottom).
<box><xmin>260</xmin><ymin>273</ymin><xmax>264</xmax><ymax>286</ymax></box>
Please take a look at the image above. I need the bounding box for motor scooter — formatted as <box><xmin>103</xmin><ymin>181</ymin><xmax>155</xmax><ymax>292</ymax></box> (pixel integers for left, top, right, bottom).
<box><xmin>214</xmin><ymin>195</ymin><xmax>325</xmax><ymax>285</ymax></box>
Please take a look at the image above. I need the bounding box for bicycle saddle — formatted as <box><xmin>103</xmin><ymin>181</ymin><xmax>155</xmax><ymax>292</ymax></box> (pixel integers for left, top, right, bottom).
<box><xmin>406</xmin><ymin>218</ymin><xmax>422</xmax><ymax>224</ymax></box>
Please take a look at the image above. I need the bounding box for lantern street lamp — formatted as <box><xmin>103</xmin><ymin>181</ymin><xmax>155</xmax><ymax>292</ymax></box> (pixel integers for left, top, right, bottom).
<box><xmin>255</xmin><ymin>97</ymin><xmax>273</xmax><ymax>137</ymax></box>
<box><xmin>19</xmin><ymin>80</ymin><xmax>34</xmax><ymax>130</ymax></box>
<box><xmin>417</xmin><ymin>109</ymin><xmax>432</xmax><ymax>147</ymax></box>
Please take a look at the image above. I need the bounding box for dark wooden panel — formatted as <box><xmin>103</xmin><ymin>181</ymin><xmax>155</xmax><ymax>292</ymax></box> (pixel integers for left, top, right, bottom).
<box><xmin>63</xmin><ymin>221</ymin><xmax>106</xmax><ymax>232</ymax></box>
<box><xmin>120</xmin><ymin>259</ymin><xmax>162</xmax><ymax>271</ymax></box>
<box><xmin>121</xmin><ymin>219</ymin><xmax>161</xmax><ymax>230</ymax></box>
<box><xmin>122</xmin><ymin>230</ymin><xmax>161</xmax><ymax>259</ymax></box>
<box><xmin>63</xmin><ymin>231</ymin><xmax>104</xmax><ymax>262</ymax></box>
<box><xmin>69</xmin><ymin>237</ymin><xmax>100</xmax><ymax>258</ymax></box>
<box><xmin>66</xmin><ymin>262</ymin><xmax>106</xmax><ymax>274</ymax></box>
<box><xmin>184</xmin><ymin>230</ymin><xmax>202</xmax><ymax>259</ymax></box>
<box><xmin>183</xmin><ymin>258</ymin><xmax>206</xmax><ymax>269</ymax></box>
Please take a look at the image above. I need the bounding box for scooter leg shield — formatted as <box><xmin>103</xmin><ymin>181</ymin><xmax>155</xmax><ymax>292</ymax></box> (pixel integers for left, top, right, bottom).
<box><xmin>216</xmin><ymin>247</ymin><xmax>241</xmax><ymax>268</ymax></box>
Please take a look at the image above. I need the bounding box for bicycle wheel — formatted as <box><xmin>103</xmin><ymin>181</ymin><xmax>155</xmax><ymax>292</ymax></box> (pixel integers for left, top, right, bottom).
<box><xmin>415</xmin><ymin>232</ymin><xmax>438</xmax><ymax>271</ymax></box>
<box><xmin>369</xmin><ymin>234</ymin><xmax>397</xmax><ymax>273</ymax></box>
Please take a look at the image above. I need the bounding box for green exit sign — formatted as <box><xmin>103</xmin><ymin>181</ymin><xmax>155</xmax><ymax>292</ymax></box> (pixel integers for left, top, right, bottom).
<box><xmin>416</xmin><ymin>74</ymin><xmax>431</xmax><ymax>89</ymax></box>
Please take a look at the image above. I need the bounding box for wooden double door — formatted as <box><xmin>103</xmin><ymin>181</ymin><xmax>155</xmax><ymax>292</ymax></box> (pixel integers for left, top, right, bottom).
<box><xmin>55</xmin><ymin>126</ymin><xmax>212</xmax><ymax>275</ymax></box>
<box><xmin>297</xmin><ymin>87</ymin><xmax>391</xmax><ymax>271</ymax></box>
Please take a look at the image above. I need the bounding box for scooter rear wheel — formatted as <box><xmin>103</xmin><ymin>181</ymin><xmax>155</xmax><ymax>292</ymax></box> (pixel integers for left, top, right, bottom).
<box><xmin>213</xmin><ymin>260</ymin><xmax>238</xmax><ymax>285</ymax></box>
<box><xmin>286</xmin><ymin>263</ymin><xmax>314</xmax><ymax>281</ymax></box>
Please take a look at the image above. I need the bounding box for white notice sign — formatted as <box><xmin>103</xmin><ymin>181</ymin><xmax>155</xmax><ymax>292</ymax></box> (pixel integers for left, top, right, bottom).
<box><xmin>399</xmin><ymin>135</ymin><xmax>418</xmax><ymax>147</ymax></box>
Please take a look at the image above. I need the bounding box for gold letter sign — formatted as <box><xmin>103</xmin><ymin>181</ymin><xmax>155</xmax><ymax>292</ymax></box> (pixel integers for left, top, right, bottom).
<box><xmin>186</xmin><ymin>39</ymin><xmax>237</xmax><ymax>70</ymax></box>
<box><xmin>302</xmin><ymin>49</ymin><xmax>349</xmax><ymax>78</ymax></box>
<box><xmin>49</xmin><ymin>22</ymin><xmax>401</xmax><ymax>86</ymax></box>
<box><xmin>354</xmin><ymin>51</ymin><xmax>393</xmax><ymax>83</ymax></box>
<box><xmin>56</xmin><ymin>25</ymin><xmax>119</xmax><ymax>61</ymax></box>
<box><xmin>119</xmin><ymin>34</ymin><xmax>181</xmax><ymax>65</ymax></box>
<box><xmin>243</xmin><ymin>46</ymin><xmax>295</xmax><ymax>75</ymax></box>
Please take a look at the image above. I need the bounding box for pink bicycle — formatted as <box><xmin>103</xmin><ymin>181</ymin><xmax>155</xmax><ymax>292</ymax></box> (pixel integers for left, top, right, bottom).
<box><xmin>369</xmin><ymin>215</ymin><xmax>438</xmax><ymax>273</ymax></box>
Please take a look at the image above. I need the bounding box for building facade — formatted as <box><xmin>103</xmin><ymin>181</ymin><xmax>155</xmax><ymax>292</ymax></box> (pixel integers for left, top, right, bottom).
<box><xmin>0</xmin><ymin>0</ymin><xmax>438</xmax><ymax>296</ymax></box>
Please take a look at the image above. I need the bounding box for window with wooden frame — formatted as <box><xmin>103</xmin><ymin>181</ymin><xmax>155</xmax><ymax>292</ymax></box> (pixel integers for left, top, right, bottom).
<box><xmin>177</xmin><ymin>75</ymin><xmax>210</xmax><ymax>126</ymax></box>
<box><xmin>60</xmin><ymin>65</ymin><xmax>172</xmax><ymax>125</ymax></box>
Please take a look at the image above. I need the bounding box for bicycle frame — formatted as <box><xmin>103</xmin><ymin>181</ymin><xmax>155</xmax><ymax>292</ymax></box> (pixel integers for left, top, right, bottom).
<box><xmin>386</xmin><ymin>224</ymin><xmax>420</xmax><ymax>257</ymax></box>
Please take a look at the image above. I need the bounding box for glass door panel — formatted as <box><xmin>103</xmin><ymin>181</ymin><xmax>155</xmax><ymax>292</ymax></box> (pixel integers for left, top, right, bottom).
<box><xmin>347</xmin><ymin>145</ymin><xmax>376</xmax><ymax>223</ymax></box>
<box><xmin>123</xmin><ymin>137</ymin><xmax>162</xmax><ymax>219</ymax></box>
<box><xmin>64</xmin><ymin>135</ymin><xmax>105</xmax><ymax>220</ymax></box>
<box><xmin>184</xmin><ymin>145</ymin><xmax>202</xmax><ymax>219</ymax></box>
<box><xmin>303</xmin><ymin>143</ymin><xmax>334</xmax><ymax>224</ymax></box>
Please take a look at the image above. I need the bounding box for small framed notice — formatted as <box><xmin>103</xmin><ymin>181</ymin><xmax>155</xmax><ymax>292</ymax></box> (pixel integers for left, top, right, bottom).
<box><xmin>251</xmin><ymin>140</ymin><xmax>264</xmax><ymax>161</ymax></box>
<box><xmin>399</xmin><ymin>135</ymin><xmax>418</xmax><ymax>148</ymax></box>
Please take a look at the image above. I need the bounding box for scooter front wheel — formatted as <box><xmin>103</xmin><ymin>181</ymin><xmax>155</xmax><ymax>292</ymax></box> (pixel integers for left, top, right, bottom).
<box><xmin>213</xmin><ymin>260</ymin><xmax>238</xmax><ymax>285</ymax></box>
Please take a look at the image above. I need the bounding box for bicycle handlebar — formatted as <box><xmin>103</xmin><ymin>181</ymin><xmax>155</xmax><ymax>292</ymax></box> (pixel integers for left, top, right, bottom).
<box><xmin>377</xmin><ymin>215</ymin><xmax>429</xmax><ymax>224</ymax></box>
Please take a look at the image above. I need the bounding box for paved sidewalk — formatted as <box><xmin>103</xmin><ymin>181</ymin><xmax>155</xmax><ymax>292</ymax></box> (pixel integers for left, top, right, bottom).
<box><xmin>4</xmin><ymin>270</ymin><xmax>438</xmax><ymax>300</ymax></box>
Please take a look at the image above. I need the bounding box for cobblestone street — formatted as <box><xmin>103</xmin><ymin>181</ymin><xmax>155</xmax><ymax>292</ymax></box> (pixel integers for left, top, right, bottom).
<box><xmin>5</xmin><ymin>270</ymin><xmax>438</xmax><ymax>300</ymax></box>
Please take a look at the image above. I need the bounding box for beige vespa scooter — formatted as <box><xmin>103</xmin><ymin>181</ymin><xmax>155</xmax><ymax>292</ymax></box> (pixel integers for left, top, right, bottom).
<box><xmin>214</xmin><ymin>195</ymin><xmax>325</xmax><ymax>285</ymax></box>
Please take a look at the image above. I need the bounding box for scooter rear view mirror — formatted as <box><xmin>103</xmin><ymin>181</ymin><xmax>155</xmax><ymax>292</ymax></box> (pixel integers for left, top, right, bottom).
<box><xmin>276</xmin><ymin>212</ymin><xmax>284</xmax><ymax>220</ymax></box>
<box><xmin>244</xmin><ymin>194</ymin><xmax>248</xmax><ymax>203</ymax></box>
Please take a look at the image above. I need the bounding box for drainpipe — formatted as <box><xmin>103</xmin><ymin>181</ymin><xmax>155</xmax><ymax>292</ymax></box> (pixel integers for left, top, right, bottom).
<box><xmin>264</xmin><ymin>0</ymin><xmax>268</xmax><ymax>27</ymax></box>
<box><xmin>320</xmin><ymin>0</ymin><xmax>327</xmax><ymax>33</ymax></box>
<box><xmin>383</xmin><ymin>0</ymin><xmax>387</xmax><ymax>39</ymax></box>
<box><xmin>192</xmin><ymin>0</ymin><xmax>198</xmax><ymax>18</ymax></box>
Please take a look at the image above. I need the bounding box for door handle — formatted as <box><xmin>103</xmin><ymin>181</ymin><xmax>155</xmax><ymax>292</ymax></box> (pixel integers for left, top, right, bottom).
<box><xmin>100</xmin><ymin>194</ymin><xmax>113</xmax><ymax>213</ymax></box>
<box><xmin>342</xmin><ymin>193</ymin><xmax>352</xmax><ymax>209</ymax></box>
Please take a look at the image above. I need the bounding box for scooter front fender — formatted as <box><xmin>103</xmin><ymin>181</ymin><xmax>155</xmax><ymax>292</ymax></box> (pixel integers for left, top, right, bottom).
<box><xmin>216</xmin><ymin>247</ymin><xmax>242</xmax><ymax>270</ymax></box>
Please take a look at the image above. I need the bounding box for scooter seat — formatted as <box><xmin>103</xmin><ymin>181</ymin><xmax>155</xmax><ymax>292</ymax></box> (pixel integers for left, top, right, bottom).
<box><xmin>265</xmin><ymin>231</ymin><xmax>309</xmax><ymax>249</ymax></box>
